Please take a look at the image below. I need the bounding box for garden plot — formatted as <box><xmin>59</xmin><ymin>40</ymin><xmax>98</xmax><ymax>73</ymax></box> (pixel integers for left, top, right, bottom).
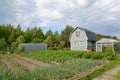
<box><xmin>0</xmin><ymin>54</ymin><xmax>26</xmax><ymax>72</ymax></box>
<box><xmin>0</xmin><ymin>51</ymin><xmax>103</xmax><ymax>80</ymax></box>
<box><xmin>14</xmin><ymin>55</ymin><xmax>52</xmax><ymax>67</ymax></box>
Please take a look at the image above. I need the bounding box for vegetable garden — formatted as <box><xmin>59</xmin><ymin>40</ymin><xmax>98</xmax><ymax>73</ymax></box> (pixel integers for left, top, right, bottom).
<box><xmin>0</xmin><ymin>50</ymin><xmax>119</xmax><ymax>80</ymax></box>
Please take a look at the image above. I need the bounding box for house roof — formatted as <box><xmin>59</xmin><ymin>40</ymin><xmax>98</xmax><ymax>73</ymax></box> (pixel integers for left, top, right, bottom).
<box><xmin>96</xmin><ymin>38</ymin><xmax>118</xmax><ymax>44</ymax></box>
<box><xmin>70</xmin><ymin>27</ymin><xmax>97</xmax><ymax>41</ymax></box>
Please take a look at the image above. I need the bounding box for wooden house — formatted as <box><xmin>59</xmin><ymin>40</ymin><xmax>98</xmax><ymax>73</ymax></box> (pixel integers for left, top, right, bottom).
<box><xmin>70</xmin><ymin>27</ymin><xmax>97</xmax><ymax>51</ymax></box>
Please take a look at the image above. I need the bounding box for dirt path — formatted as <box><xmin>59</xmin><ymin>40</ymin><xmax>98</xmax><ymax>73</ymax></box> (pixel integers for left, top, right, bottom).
<box><xmin>93</xmin><ymin>65</ymin><xmax>120</xmax><ymax>80</ymax></box>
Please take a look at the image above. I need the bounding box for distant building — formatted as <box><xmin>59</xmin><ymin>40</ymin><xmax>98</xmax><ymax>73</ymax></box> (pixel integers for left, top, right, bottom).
<box><xmin>70</xmin><ymin>27</ymin><xmax>97</xmax><ymax>51</ymax></box>
<box><xmin>18</xmin><ymin>43</ymin><xmax>47</xmax><ymax>52</ymax></box>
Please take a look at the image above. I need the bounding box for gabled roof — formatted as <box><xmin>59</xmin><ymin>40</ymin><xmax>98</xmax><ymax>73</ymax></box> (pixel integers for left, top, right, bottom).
<box><xmin>96</xmin><ymin>38</ymin><xmax>118</xmax><ymax>43</ymax></box>
<box><xmin>70</xmin><ymin>27</ymin><xmax>97</xmax><ymax>41</ymax></box>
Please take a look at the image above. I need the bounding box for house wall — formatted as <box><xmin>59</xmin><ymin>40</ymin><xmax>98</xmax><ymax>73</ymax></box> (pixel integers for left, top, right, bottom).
<box><xmin>70</xmin><ymin>29</ymin><xmax>87</xmax><ymax>50</ymax></box>
<box><xmin>87</xmin><ymin>41</ymin><xmax>96</xmax><ymax>49</ymax></box>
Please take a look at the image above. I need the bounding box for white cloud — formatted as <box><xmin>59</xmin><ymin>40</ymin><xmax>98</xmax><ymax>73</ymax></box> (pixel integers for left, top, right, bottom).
<box><xmin>77</xmin><ymin>0</ymin><xmax>87</xmax><ymax>7</ymax></box>
<box><xmin>0</xmin><ymin>0</ymin><xmax>120</xmax><ymax>37</ymax></box>
<box><xmin>109</xmin><ymin>5</ymin><xmax>120</xmax><ymax>12</ymax></box>
<box><xmin>94</xmin><ymin>0</ymin><xmax>114</xmax><ymax>7</ymax></box>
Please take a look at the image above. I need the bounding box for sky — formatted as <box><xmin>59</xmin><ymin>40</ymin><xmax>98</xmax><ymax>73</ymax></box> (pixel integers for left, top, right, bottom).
<box><xmin>0</xmin><ymin>0</ymin><xmax>120</xmax><ymax>37</ymax></box>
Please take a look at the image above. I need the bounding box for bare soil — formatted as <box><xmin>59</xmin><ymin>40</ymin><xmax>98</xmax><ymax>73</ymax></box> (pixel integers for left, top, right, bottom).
<box><xmin>0</xmin><ymin>55</ymin><xmax>22</xmax><ymax>71</ymax></box>
<box><xmin>0</xmin><ymin>54</ymin><xmax>61</xmax><ymax>71</ymax></box>
<box><xmin>15</xmin><ymin>55</ymin><xmax>51</xmax><ymax>67</ymax></box>
<box><xmin>13</xmin><ymin>57</ymin><xmax>37</xmax><ymax>70</ymax></box>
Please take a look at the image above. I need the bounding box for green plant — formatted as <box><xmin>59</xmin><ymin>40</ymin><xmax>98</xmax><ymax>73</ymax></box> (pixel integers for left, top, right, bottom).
<box><xmin>114</xmin><ymin>71</ymin><xmax>120</xmax><ymax>80</ymax></box>
<box><xmin>102</xmin><ymin>52</ymin><xmax>116</xmax><ymax>60</ymax></box>
<box><xmin>103</xmin><ymin>47</ymin><xmax>112</xmax><ymax>53</ymax></box>
<box><xmin>0</xmin><ymin>50</ymin><xmax>7</xmax><ymax>54</ymax></box>
<box><xmin>19</xmin><ymin>46</ymin><xmax>25</xmax><ymax>52</ymax></box>
<box><xmin>91</xmin><ymin>53</ymin><xmax>103</xmax><ymax>59</ymax></box>
<box><xmin>0</xmin><ymin>56</ymin><xmax>101</xmax><ymax>80</ymax></box>
<box><xmin>79</xmin><ymin>60</ymin><xmax>120</xmax><ymax>80</ymax></box>
<box><xmin>82</xmin><ymin>53</ymin><xmax>91</xmax><ymax>59</ymax></box>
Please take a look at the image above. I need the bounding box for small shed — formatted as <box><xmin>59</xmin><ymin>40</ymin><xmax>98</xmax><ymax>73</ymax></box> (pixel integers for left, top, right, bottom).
<box><xmin>96</xmin><ymin>38</ymin><xmax>118</xmax><ymax>52</ymax></box>
<box><xmin>18</xmin><ymin>43</ymin><xmax>47</xmax><ymax>52</ymax></box>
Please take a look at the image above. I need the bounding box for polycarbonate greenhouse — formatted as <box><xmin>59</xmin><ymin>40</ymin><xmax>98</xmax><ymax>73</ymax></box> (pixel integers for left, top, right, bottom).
<box><xmin>18</xmin><ymin>43</ymin><xmax>47</xmax><ymax>52</ymax></box>
<box><xmin>96</xmin><ymin>38</ymin><xmax>119</xmax><ymax>53</ymax></box>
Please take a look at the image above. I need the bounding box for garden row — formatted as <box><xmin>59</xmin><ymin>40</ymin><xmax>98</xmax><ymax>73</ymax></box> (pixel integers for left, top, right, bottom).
<box><xmin>20</xmin><ymin>50</ymin><xmax>115</xmax><ymax>63</ymax></box>
<box><xmin>0</xmin><ymin>54</ymin><xmax>101</xmax><ymax>80</ymax></box>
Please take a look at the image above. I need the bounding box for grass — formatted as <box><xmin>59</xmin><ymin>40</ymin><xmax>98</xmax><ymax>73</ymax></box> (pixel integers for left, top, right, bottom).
<box><xmin>79</xmin><ymin>60</ymin><xmax>120</xmax><ymax>80</ymax></box>
<box><xmin>114</xmin><ymin>71</ymin><xmax>120</xmax><ymax>80</ymax></box>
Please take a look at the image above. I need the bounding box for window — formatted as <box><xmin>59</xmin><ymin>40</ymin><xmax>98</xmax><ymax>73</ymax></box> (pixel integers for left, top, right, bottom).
<box><xmin>79</xmin><ymin>41</ymin><xmax>83</xmax><ymax>45</ymax></box>
<box><xmin>75</xmin><ymin>31</ymin><xmax>80</xmax><ymax>37</ymax></box>
<box><xmin>74</xmin><ymin>41</ymin><xmax>77</xmax><ymax>46</ymax></box>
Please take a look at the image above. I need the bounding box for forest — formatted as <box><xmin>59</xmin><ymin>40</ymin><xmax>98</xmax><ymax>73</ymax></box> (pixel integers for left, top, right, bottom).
<box><xmin>0</xmin><ymin>24</ymin><xmax>118</xmax><ymax>51</ymax></box>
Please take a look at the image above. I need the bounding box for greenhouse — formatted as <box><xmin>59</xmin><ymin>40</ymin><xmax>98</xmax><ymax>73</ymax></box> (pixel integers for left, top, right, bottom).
<box><xmin>96</xmin><ymin>38</ymin><xmax>119</xmax><ymax>53</ymax></box>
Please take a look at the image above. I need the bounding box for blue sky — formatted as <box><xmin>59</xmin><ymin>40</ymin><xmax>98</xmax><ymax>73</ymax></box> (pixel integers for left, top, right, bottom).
<box><xmin>0</xmin><ymin>0</ymin><xmax>120</xmax><ymax>37</ymax></box>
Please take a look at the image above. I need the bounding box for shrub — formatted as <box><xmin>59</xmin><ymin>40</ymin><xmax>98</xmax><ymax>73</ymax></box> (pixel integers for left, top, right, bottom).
<box><xmin>48</xmin><ymin>47</ymin><xmax>59</xmax><ymax>50</ymax></box>
<box><xmin>82</xmin><ymin>53</ymin><xmax>91</xmax><ymax>59</ymax></box>
<box><xmin>91</xmin><ymin>53</ymin><xmax>103</xmax><ymax>59</ymax></box>
<box><xmin>0</xmin><ymin>50</ymin><xmax>7</xmax><ymax>54</ymax></box>
<box><xmin>19</xmin><ymin>46</ymin><xmax>25</xmax><ymax>52</ymax></box>
<box><xmin>102</xmin><ymin>52</ymin><xmax>116</xmax><ymax>60</ymax></box>
<box><xmin>103</xmin><ymin>47</ymin><xmax>112</xmax><ymax>53</ymax></box>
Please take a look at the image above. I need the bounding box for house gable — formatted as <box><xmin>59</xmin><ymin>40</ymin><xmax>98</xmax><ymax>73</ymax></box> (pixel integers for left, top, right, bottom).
<box><xmin>70</xmin><ymin>28</ymin><xmax>88</xmax><ymax>50</ymax></box>
<box><xmin>70</xmin><ymin>27</ymin><xmax>97</xmax><ymax>41</ymax></box>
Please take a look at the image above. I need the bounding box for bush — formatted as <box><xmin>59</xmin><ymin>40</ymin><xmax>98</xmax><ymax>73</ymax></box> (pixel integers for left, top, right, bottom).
<box><xmin>0</xmin><ymin>50</ymin><xmax>7</xmax><ymax>54</ymax></box>
<box><xmin>91</xmin><ymin>53</ymin><xmax>103</xmax><ymax>59</ymax></box>
<box><xmin>19</xmin><ymin>46</ymin><xmax>25</xmax><ymax>52</ymax></box>
<box><xmin>103</xmin><ymin>47</ymin><xmax>112</xmax><ymax>53</ymax></box>
<box><xmin>48</xmin><ymin>47</ymin><xmax>59</xmax><ymax>50</ymax></box>
<box><xmin>102</xmin><ymin>52</ymin><xmax>116</xmax><ymax>60</ymax></box>
<box><xmin>82</xmin><ymin>53</ymin><xmax>91</xmax><ymax>59</ymax></box>
<box><xmin>76</xmin><ymin>52</ymin><xmax>83</xmax><ymax>58</ymax></box>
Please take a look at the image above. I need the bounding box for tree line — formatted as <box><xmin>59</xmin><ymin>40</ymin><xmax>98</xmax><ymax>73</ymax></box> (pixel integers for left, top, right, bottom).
<box><xmin>0</xmin><ymin>24</ymin><xmax>73</xmax><ymax>50</ymax></box>
<box><xmin>0</xmin><ymin>24</ymin><xmax>118</xmax><ymax>50</ymax></box>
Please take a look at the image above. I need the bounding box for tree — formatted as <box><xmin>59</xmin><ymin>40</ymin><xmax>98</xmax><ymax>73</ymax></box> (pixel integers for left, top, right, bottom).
<box><xmin>11</xmin><ymin>42</ymin><xmax>18</xmax><ymax>50</ymax></box>
<box><xmin>44</xmin><ymin>29</ymin><xmax>54</xmax><ymax>47</ymax></box>
<box><xmin>16</xmin><ymin>24</ymin><xmax>23</xmax><ymax>36</ymax></box>
<box><xmin>0</xmin><ymin>38</ymin><xmax>7</xmax><ymax>50</ymax></box>
<box><xmin>53</xmin><ymin>31</ymin><xmax>60</xmax><ymax>42</ymax></box>
<box><xmin>9</xmin><ymin>30</ymin><xmax>16</xmax><ymax>44</ymax></box>
<box><xmin>36</xmin><ymin>27</ymin><xmax>44</xmax><ymax>43</ymax></box>
<box><xmin>45</xmin><ymin>29</ymin><xmax>53</xmax><ymax>38</ymax></box>
<box><xmin>96</xmin><ymin>34</ymin><xmax>118</xmax><ymax>40</ymax></box>
<box><xmin>23</xmin><ymin>28</ymin><xmax>32</xmax><ymax>43</ymax></box>
<box><xmin>11</xmin><ymin>36</ymin><xmax>25</xmax><ymax>50</ymax></box>
<box><xmin>61</xmin><ymin>25</ymin><xmax>74</xmax><ymax>43</ymax></box>
<box><xmin>44</xmin><ymin>36</ymin><xmax>53</xmax><ymax>47</ymax></box>
<box><xmin>16</xmin><ymin>36</ymin><xmax>25</xmax><ymax>43</ymax></box>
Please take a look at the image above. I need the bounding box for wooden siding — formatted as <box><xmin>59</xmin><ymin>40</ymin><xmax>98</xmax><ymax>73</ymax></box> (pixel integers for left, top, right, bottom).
<box><xmin>70</xmin><ymin>28</ymin><xmax>87</xmax><ymax>50</ymax></box>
